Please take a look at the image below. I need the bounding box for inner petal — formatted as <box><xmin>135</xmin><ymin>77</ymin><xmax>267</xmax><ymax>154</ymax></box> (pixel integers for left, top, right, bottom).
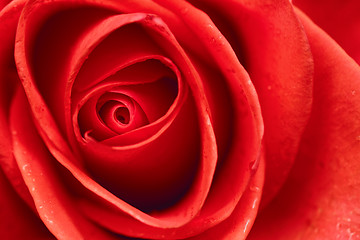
<box><xmin>75</xmin><ymin>60</ymin><xmax>179</xmax><ymax>142</ymax></box>
<box><xmin>95</xmin><ymin>92</ymin><xmax>149</xmax><ymax>135</ymax></box>
<box><xmin>115</xmin><ymin>107</ymin><xmax>130</xmax><ymax>124</ymax></box>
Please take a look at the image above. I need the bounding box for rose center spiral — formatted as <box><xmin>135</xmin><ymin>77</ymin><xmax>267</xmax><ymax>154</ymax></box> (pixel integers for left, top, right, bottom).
<box><xmin>115</xmin><ymin>107</ymin><xmax>130</xmax><ymax>124</ymax></box>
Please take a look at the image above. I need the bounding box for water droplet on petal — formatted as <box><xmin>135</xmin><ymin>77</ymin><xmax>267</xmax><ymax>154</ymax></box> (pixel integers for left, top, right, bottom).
<box><xmin>243</xmin><ymin>219</ymin><xmax>251</xmax><ymax>233</ymax></box>
<box><xmin>250</xmin><ymin>186</ymin><xmax>260</xmax><ymax>192</ymax></box>
<box><xmin>180</xmin><ymin>7</ymin><xmax>189</xmax><ymax>15</ymax></box>
<box><xmin>252</xmin><ymin>198</ymin><xmax>258</xmax><ymax>209</ymax></box>
<box><xmin>43</xmin><ymin>214</ymin><xmax>54</xmax><ymax>224</ymax></box>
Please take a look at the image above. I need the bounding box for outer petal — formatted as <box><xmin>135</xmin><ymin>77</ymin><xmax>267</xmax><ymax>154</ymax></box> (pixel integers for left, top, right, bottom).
<box><xmin>0</xmin><ymin>168</ymin><xmax>54</xmax><ymax>239</ymax></box>
<box><xmin>248</xmin><ymin>9</ymin><xmax>360</xmax><ymax>240</ymax></box>
<box><xmin>294</xmin><ymin>0</ymin><xmax>360</xmax><ymax>64</ymax></box>
<box><xmin>0</xmin><ymin>0</ymin><xmax>12</xmax><ymax>11</ymax></box>
<box><xmin>186</xmin><ymin>0</ymin><xmax>313</xmax><ymax>207</ymax></box>
<box><xmin>190</xmin><ymin>151</ymin><xmax>265</xmax><ymax>240</ymax></box>
<box><xmin>14</xmin><ymin>0</ymin><xmax>217</xmax><ymax>236</ymax></box>
<box><xmin>10</xmin><ymin>89</ymin><xmax>121</xmax><ymax>240</ymax></box>
<box><xmin>0</xmin><ymin>0</ymin><xmax>38</xmax><ymax>208</ymax></box>
<box><xmin>14</xmin><ymin>1</ymin><xmax>262</xmax><ymax>239</ymax></box>
<box><xmin>0</xmin><ymin>1</ymin><xmax>52</xmax><ymax>238</ymax></box>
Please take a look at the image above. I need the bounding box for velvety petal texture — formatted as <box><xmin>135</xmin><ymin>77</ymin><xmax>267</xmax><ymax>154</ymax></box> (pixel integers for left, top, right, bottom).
<box><xmin>187</xmin><ymin>0</ymin><xmax>314</xmax><ymax>209</ymax></box>
<box><xmin>0</xmin><ymin>168</ymin><xmax>54</xmax><ymax>240</ymax></box>
<box><xmin>0</xmin><ymin>0</ymin><xmax>359</xmax><ymax>239</ymax></box>
<box><xmin>0</xmin><ymin>0</ymin><xmax>25</xmax><ymax>205</ymax></box>
<box><xmin>2</xmin><ymin>0</ymin><xmax>263</xmax><ymax>238</ymax></box>
<box><xmin>294</xmin><ymin>0</ymin><xmax>360</xmax><ymax>64</ymax></box>
<box><xmin>248</xmin><ymin>8</ymin><xmax>360</xmax><ymax>240</ymax></box>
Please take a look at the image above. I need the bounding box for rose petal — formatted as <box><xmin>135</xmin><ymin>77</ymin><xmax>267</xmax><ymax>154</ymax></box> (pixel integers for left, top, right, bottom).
<box><xmin>73</xmin><ymin>57</ymin><xmax>182</xmax><ymax>145</ymax></box>
<box><xmin>73</xmin><ymin>12</ymin><xmax>218</xmax><ymax>229</ymax></box>
<box><xmin>77</xmin><ymin>149</ymin><xmax>264</xmax><ymax>240</ymax></box>
<box><xmin>78</xmin><ymin>91</ymin><xmax>149</xmax><ymax>139</ymax></box>
<box><xmin>0</xmin><ymin>167</ymin><xmax>54</xmax><ymax>240</ymax></box>
<box><xmin>185</xmin><ymin>0</ymin><xmax>314</xmax><ymax>207</ymax></box>
<box><xmin>154</xmin><ymin>0</ymin><xmax>264</xmax><ymax>218</ymax></box>
<box><xmin>63</xmin><ymin>11</ymin><xmax>211</xmax><ymax>218</ymax></box>
<box><xmin>294</xmin><ymin>0</ymin><xmax>360</xmax><ymax>64</ymax></box>
<box><xmin>0</xmin><ymin>0</ymin><xmax>12</xmax><ymax>11</ymax></box>
<box><xmin>248</xmin><ymin>9</ymin><xmax>360</xmax><ymax>240</ymax></box>
<box><xmin>14</xmin><ymin>0</ymin><xmax>263</xmax><ymax>238</ymax></box>
<box><xmin>10</xmin><ymin>89</ymin><xmax>120</xmax><ymax>240</ymax></box>
<box><xmin>75</xmin><ymin>0</ymin><xmax>264</xmax><ymax>238</ymax></box>
<box><xmin>15</xmin><ymin>0</ymin><xmax>217</xmax><ymax>230</ymax></box>
<box><xmin>0</xmin><ymin>0</ymin><xmax>36</xmax><ymax>208</ymax></box>
<box><xmin>78</xmin><ymin>91</ymin><xmax>200</xmax><ymax>213</ymax></box>
<box><xmin>73</xmin><ymin>58</ymin><xmax>178</xmax><ymax>142</ymax></box>
<box><xmin>190</xmin><ymin>151</ymin><xmax>265</xmax><ymax>240</ymax></box>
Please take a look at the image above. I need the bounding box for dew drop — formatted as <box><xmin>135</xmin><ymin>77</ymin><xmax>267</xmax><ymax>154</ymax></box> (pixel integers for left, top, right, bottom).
<box><xmin>44</xmin><ymin>214</ymin><xmax>54</xmax><ymax>224</ymax></box>
<box><xmin>229</xmin><ymin>68</ymin><xmax>236</xmax><ymax>74</ymax></box>
<box><xmin>115</xmin><ymin>107</ymin><xmax>130</xmax><ymax>124</ymax></box>
<box><xmin>22</xmin><ymin>164</ymin><xmax>29</xmax><ymax>172</ymax></box>
<box><xmin>250</xmin><ymin>186</ymin><xmax>260</xmax><ymax>192</ymax></box>
<box><xmin>249</xmin><ymin>161</ymin><xmax>257</xmax><ymax>171</ymax></box>
<box><xmin>180</xmin><ymin>7</ymin><xmax>189</xmax><ymax>15</ymax></box>
<box><xmin>252</xmin><ymin>198</ymin><xmax>258</xmax><ymax>209</ymax></box>
<box><xmin>243</xmin><ymin>219</ymin><xmax>251</xmax><ymax>233</ymax></box>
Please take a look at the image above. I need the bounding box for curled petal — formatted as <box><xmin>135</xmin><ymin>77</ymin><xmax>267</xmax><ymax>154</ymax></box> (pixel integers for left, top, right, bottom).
<box><xmin>15</xmin><ymin>0</ymin><xmax>218</xmax><ymax>232</ymax></box>
<box><xmin>294</xmin><ymin>0</ymin><xmax>360</xmax><ymax>64</ymax></box>
<box><xmin>185</xmin><ymin>0</ymin><xmax>313</xmax><ymax>207</ymax></box>
<box><xmin>0</xmin><ymin>0</ymin><xmax>35</xmax><ymax>208</ymax></box>
<box><xmin>249</xmin><ymin>8</ymin><xmax>360</xmax><ymax>240</ymax></box>
<box><xmin>10</xmin><ymin>89</ymin><xmax>119</xmax><ymax>240</ymax></box>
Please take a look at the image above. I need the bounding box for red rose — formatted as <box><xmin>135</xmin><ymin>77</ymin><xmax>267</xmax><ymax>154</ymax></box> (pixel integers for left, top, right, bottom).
<box><xmin>0</xmin><ymin>0</ymin><xmax>359</xmax><ymax>239</ymax></box>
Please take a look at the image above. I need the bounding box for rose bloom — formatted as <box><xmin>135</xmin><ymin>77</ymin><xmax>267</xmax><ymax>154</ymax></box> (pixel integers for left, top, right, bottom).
<box><xmin>0</xmin><ymin>0</ymin><xmax>359</xmax><ymax>239</ymax></box>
